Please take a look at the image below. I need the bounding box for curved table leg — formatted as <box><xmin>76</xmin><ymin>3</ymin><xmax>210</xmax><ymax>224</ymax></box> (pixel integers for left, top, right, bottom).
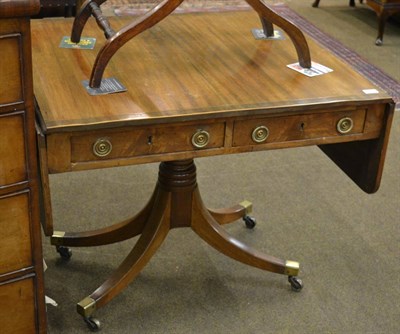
<box><xmin>56</xmin><ymin>159</ymin><xmax>301</xmax><ymax>327</ymax></box>
<box><xmin>89</xmin><ymin>0</ymin><xmax>184</xmax><ymax>87</ymax></box>
<box><xmin>77</xmin><ymin>188</ymin><xmax>171</xmax><ymax>319</ymax></box>
<box><xmin>313</xmin><ymin>1</ymin><xmax>360</xmax><ymax>7</ymax></box>
<box><xmin>192</xmin><ymin>188</ymin><xmax>299</xmax><ymax>277</ymax></box>
<box><xmin>208</xmin><ymin>200</ymin><xmax>253</xmax><ymax>225</ymax></box>
<box><xmin>51</xmin><ymin>190</ymin><xmax>157</xmax><ymax>247</ymax></box>
<box><xmin>246</xmin><ymin>0</ymin><xmax>311</xmax><ymax>68</ymax></box>
<box><xmin>312</xmin><ymin>0</ymin><xmax>320</xmax><ymax>7</ymax></box>
<box><xmin>375</xmin><ymin>12</ymin><xmax>389</xmax><ymax>46</ymax></box>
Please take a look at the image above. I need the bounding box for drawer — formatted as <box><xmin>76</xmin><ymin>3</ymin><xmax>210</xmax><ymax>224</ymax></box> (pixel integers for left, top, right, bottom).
<box><xmin>0</xmin><ymin>112</ymin><xmax>27</xmax><ymax>187</ymax></box>
<box><xmin>0</xmin><ymin>276</ymin><xmax>37</xmax><ymax>333</ymax></box>
<box><xmin>0</xmin><ymin>34</ymin><xmax>23</xmax><ymax>106</ymax></box>
<box><xmin>70</xmin><ymin>122</ymin><xmax>225</xmax><ymax>163</ymax></box>
<box><xmin>0</xmin><ymin>191</ymin><xmax>32</xmax><ymax>275</ymax></box>
<box><xmin>232</xmin><ymin>109</ymin><xmax>366</xmax><ymax>147</ymax></box>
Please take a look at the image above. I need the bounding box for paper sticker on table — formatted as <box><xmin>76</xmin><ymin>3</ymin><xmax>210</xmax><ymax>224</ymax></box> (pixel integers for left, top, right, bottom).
<box><xmin>82</xmin><ymin>77</ymin><xmax>127</xmax><ymax>95</ymax></box>
<box><xmin>287</xmin><ymin>62</ymin><xmax>333</xmax><ymax>77</ymax></box>
<box><xmin>59</xmin><ymin>36</ymin><xmax>96</xmax><ymax>49</ymax></box>
<box><xmin>363</xmin><ymin>88</ymin><xmax>379</xmax><ymax>95</ymax></box>
<box><xmin>252</xmin><ymin>29</ymin><xmax>285</xmax><ymax>40</ymax></box>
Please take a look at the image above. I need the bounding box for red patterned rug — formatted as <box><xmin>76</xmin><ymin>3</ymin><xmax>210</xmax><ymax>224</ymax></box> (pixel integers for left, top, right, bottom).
<box><xmin>102</xmin><ymin>1</ymin><xmax>399</xmax><ymax>105</ymax></box>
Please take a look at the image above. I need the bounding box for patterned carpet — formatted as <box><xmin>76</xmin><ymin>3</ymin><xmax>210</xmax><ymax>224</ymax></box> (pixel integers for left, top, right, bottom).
<box><xmin>101</xmin><ymin>1</ymin><xmax>399</xmax><ymax>104</ymax></box>
<box><xmin>269</xmin><ymin>4</ymin><xmax>400</xmax><ymax>104</ymax></box>
<box><xmin>102</xmin><ymin>0</ymin><xmax>250</xmax><ymax>15</ymax></box>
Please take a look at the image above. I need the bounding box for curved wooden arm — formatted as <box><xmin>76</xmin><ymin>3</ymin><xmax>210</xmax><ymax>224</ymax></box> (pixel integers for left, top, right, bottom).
<box><xmin>89</xmin><ymin>0</ymin><xmax>184</xmax><ymax>87</ymax></box>
<box><xmin>71</xmin><ymin>0</ymin><xmax>108</xmax><ymax>43</ymax></box>
<box><xmin>77</xmin><ymin>0</ymin><xmax>311</xmax><ymax>88</ymax></box>
<box><xmin>246</xmin><ymin>0</ymin><xmax>311</xmax><ymax>69</ymax></box>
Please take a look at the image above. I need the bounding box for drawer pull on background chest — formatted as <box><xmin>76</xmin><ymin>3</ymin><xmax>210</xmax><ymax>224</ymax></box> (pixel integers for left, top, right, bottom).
<box><xmin>336</xmin><ymin>117</ymin><xmax>354</xmax><ymax>134</ymax></box>
<box><xmin>93</xmin><ymin>138</ymin><xmax>113</xmax><ymax>157</ymax></box>
<box><xmin>252</xmin><ymin>126</ymin><xmax>270</xmax><ymax>143</ymax></box>
<box><xmin>191</xmin><ymin>130</ymin><xmax>210</xmax><ymax>148</ymax></box>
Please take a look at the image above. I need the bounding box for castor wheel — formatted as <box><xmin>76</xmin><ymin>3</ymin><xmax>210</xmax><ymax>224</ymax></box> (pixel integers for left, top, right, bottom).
<box><xmin>243</xmin><ymin>215</ymin><xmax>256</xmax><ymax>229</ymax></box>
<box><xmin>84</xmin><ymin>317</ymin><xmax>101</xmax><ymax>332</ymax></box>
<box><xmin>56</xmin><ymin>245</ymin><xmax>72</xmax><ymax>260</ymax></box>
<box><xmin>288</xmin><ymin>276</ymin><xmax>303</xmax><ymax>292</ymax></box>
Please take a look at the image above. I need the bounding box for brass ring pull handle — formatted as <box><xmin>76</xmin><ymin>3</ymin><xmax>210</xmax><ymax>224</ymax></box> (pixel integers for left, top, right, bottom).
<box><xmin>336</xmin><ymin>117</ymin><xmax>354</xmax><ymax>134</ymax></box>
<box><xmin>191</xmin><ymin>130</ymin><xmax>210</xmax><ymax>148</ymax></box>
<box><xmin>93</xmin><ymin>138</ymin><xmax>113</xmax><ymax>157</ymax></box>
<box><xmin>252</xmin><ymin>125</ymin><xmax>270</xmax><ymax>143</ymax></box>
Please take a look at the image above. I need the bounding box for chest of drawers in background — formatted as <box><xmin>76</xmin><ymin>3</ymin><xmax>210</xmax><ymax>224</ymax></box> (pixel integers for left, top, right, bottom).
<box><xmin>0</xmin><ymin>0</ymin><xmax>46</xmax><ymax>333</ymax></box>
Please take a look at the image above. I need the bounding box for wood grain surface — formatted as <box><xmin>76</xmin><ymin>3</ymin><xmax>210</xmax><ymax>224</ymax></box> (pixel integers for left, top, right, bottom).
<box><xmin>32</xmin><ymin>11</ymin><xmax>391</xmax><ymax>133</ymax></box>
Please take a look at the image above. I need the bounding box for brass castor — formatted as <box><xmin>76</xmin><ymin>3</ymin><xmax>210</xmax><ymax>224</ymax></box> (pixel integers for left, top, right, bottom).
<box><xmin>84</xmin><ymin>317</ymin><xmax>101</xmax><ymax>332</ymax></box>
<box><xmin>56</xmin><ymin>245</ymin><xmax>72</xmax><ymax>260</ymax></box>
<box><xmin>243</xmin><ymin>215</ymin><xmax>256</xmax><ymax>229</ymax></box>
<box><xmin>288</xmin><ymin>276</ymin><xmax>303</xmax><ymax>292</ymax></box>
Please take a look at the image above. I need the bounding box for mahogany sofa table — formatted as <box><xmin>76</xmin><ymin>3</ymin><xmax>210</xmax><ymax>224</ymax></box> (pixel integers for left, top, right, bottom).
<box><xmin>32</xmin><ymin>11</ymin><xmax>394</xmax><ymax>330</ymax></box>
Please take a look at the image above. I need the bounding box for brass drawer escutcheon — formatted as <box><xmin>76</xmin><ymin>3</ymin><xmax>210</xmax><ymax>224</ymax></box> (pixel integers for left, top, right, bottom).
<box><xmin>93</xmin><ymin>138</ymin><xmax>112</xmax><ymax>157</ymax></box>
<box><xmin>252</xmin><ymin>125</ymin><xmax>270</xmax><ymax>143</ymax></box>
<box><xmin>336</xmin><ymin>117</ymin><xmax>354</xmax><ymax>134</ymax></box>
<box><xmin>191</xmin><ymin>129</ymin><xmax>210</xmax><ymax>148</ymax></box>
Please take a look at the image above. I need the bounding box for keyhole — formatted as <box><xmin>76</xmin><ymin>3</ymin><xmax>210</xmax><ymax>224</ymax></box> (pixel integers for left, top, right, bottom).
<box><xmin>300</xmin><ymin>122</ymin><xmax>305</xmax><ymax>131</ymax></box>
<box><xmin>147</xmin><ymin>135</ymin><xmax>153</xmax><ymax>145</ymax></box>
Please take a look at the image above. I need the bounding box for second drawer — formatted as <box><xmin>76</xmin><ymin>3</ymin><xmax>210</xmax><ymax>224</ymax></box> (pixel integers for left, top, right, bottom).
<box><xmin>232</xmin><ymin>108</ymin><xmax>366</xmax><ymax>147</ymax></box>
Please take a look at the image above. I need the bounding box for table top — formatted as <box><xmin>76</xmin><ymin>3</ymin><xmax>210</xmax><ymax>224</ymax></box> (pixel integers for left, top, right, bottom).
<box><xmin>32</xmin><ymin>11</ymin><xmax>392</xmax><ymax>134</ymax></box>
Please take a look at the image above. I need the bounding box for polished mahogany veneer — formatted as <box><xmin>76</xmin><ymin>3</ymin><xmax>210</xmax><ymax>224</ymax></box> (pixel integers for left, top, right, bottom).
<box><xmin>32</xmin><ymin>11</ymin><xmax>394</xmax><ymax>330</ymax></box>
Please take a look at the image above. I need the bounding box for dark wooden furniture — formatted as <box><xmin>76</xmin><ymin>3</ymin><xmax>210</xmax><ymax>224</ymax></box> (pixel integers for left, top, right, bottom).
<box><xmin>32</xmin><ymin>11</ymin><xmax>394</xmax><ymax>330</ymax></box>
<box><xmin>71</xmin><ymin>0</ymin><xmax>312</xmax><ymax>88</ymax></box>
<box><xmin>367</xmin><ymin>0</ymin><xmax>400</xmax><ymax>44</ymax></box>
<box><xmin>34</xmin><ymin>0</ymin><xmax>78</xmax><ymax>18</ymax></box>
<box><xmin>0</xmin><ymin>0</ymin><xmax>47</xmax><ymax>333</ymax></box>
<box><xmin>313</xmin><ymin>0</ymin><xmax>364</xmax><ymax>7</ymax></box>
<box><xmin>313</xmin><ymin>0</ymin><xmax>400</xmax><ymax>45</ymax></box>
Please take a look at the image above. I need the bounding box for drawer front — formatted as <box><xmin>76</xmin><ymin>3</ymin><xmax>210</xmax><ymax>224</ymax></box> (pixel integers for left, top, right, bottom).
<box><xmin>0</xmin><ymin>277</ymin><xmax>37</xmax><ymax>333</ymax></box>
<box><xmin>70</xmin><ymin>122</ymin><xmax>225</xmax><ymax>162</ymax></box>
<box><xmin>0</xmin><ymin>34</ymin><xmax>23</xmax><ymax>106</ymax></box>
<box><xmin>0</xmin><ymin>191</ymin><xmax>32</xmax><ymax>275</ymax></box>
<box><xmin>232</xmin><ymin>109</ymin><xmax>366</xmax><ymax>147</ymax></box>
<box><xmin>0</xmin><ymin>112</ymin><xmax>27</xmax><ymax>187</ymax></box>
